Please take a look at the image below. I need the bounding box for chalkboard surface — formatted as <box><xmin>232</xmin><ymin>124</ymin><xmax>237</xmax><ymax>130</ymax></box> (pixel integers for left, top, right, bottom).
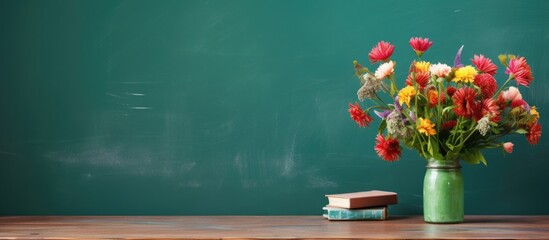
<box><xmin>1</xmin><ymin>0</ymin><xmax>548</xmax><ymax>215</ymax></box>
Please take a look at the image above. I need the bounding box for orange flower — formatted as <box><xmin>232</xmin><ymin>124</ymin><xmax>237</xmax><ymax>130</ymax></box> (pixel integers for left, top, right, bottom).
<box><xmin>398</xmin><ymin>86</ymin><xmax>417</xmax><ymax>107</ymax></box>
<box><xmin>417</xmin><ymin>117</ymin><xmax>437</xmax><ymax>136</ymax></box>
<box><xmin>427</xmin><ymin>90</ymin><xmax>446</xmax><ymax>108</ymax></box>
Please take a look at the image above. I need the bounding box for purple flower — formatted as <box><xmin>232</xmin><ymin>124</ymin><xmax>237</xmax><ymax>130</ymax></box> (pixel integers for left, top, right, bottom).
<box><xmin>524</xmin><ymin>102</ymin><xmax>531</xmax><ymax>112</ymax></box>
<box><xmin>393</xmin><ymin>97</ymin><xmax>402</xmax><ymax>113</ymax></box>
<box><xmin>454</xmin><ymin>45</ymin><xmax>464</xmax><ymax>68</ymax></box>
<box><xmin>409</xmin><ymin>111</ymin><xmax>416</xmax><ymax>122</ymax></box>
<box><xmin>374</xmin><ymin>110</ymin><xmax>391</xmax><ymax>119</ymax></box>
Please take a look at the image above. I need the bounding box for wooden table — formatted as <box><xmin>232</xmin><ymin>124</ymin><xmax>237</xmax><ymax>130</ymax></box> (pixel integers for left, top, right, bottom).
<box><xmin>1</xmin><ymin>216</ymin><xmax>548</xmax><ymax>239</ymax></box>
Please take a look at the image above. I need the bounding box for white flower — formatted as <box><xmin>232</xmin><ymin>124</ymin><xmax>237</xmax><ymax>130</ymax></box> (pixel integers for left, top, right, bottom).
<box><xmin>374</xmin><ymin>61</ymin><xmax>395</xmax><ymax>79</ymax></box>
<box><xmin>429</xmin><ymin>63</ymin><xmax>452</xmax><ymax>78</ymax></box>
<box><xmin>501</xmin><ymin>86</ymin><xmax>522</xmax><ymax>102</ymax></box>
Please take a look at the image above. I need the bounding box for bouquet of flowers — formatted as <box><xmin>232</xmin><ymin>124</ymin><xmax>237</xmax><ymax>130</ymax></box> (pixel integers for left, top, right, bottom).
<box><xmin>349</xmin><ymin>37</ymin><xmax>541</xmax><ymax>164</ymax></box>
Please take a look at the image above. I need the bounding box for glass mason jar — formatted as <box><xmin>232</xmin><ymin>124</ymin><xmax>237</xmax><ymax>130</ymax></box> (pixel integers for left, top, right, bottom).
<box><xmin>423</xmin><ymin>159</ymin><xmax>464</xmax><ymax>223</ymax></box>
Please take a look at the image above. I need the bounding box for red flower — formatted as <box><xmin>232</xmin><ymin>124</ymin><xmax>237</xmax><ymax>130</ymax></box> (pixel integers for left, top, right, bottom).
<box><xmin>427</xmin><ymin>90</ymin><xmax>446</xmax><ymax>108</ymax></box>
<box><xmin>505</xmin><ymin>57</ymin><xmax>533</xmax><ymax>87</ymax></box>
<box><xmin>409</xmin><ymin>37</ymin><xmax>433</xmax><ymax>57</ymax></box>
<box><xmin>481</xmin><ymin>98</ymin><xmax>500</xmax><ymax>122</ymax></box>
<box><xmin>374</xmin><ymin>134</ymin><xmax>402</xmax><ymax>162</ymax></box>
<box><xmin>496</xmin><ymin>93</ymin><xmax>508</xmax><ymax>110</ymax></box>
<box><xmin>348</xmin><ymin>102</ymin><xmax>372</xmax><ymax>127</ymax></box>
<box><xmin>446</xmin><ymin>86</ymin><xmax>457</xmax><ymax>97</ymax></box>
<box><xmin>369</xmin><ymin>41</ymin><xmax>395</xmax><ymax>63</ymax></box>
<box><xmin>471</xmin><ymin>54</ymin><xmax>497</xmax><ymax>75</ymax></box>
<box><xmin>409</xmin><ymin>60</ymin><xmax>416</xmax><ymax>73</ymax></box>
<box><xmin>473</xmin><ymin>73</ymin><xmax>498</xmax><ymax>98</ymax></box>
<box><xmin>442</xmin><ymin>120</ymin><xmax>457</xmax><ymax>130</ymax></box>
<box><xmin>452</xmin><ymin>87</ymin><xmax>480</xmax><ymax>119</ymax></box>
<box><xmin>526</xmin><ymin>122</ymin><xmax>542</xmax><ymax>145</ymax></box>
<box><xmin>405</xmin><ymin>72</ymin><xmax>429</xmax><ymax>91</ymax></box>
<box><xmin>511</xmin><ymin>99</ymin><xmax>527</xmax><ymax>109</ymax></box>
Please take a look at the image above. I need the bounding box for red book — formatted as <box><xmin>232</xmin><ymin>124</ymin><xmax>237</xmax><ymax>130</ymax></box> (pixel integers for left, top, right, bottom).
<box><xmin>325</xmin><ymin>190</ymin><xmax>397</xmax><ymax>209</ymax></box>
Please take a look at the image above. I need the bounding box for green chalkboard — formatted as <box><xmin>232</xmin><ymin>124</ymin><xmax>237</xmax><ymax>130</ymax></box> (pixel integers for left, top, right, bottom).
<box><xmin>1</xmin><ymin>0</ymin><xmax>548</xmax><ymax>215</ymax></box>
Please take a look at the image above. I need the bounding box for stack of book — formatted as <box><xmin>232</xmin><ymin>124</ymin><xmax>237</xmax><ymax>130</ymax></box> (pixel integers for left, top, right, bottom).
<box><xmin>323</xmin><ymin>190</ymin><xmax>398</xmax><ymax>221</ymax></box>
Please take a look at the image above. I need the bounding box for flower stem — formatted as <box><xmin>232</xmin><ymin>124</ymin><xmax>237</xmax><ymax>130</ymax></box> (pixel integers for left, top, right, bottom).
<box><xmin>366</xmin><ymin>105</ymin><xmax>390</xmax><ymax>111</ymax></box>
<box><xmin>436</xmin><ymin>81</ymin><xmax>444</xmax><ymax>136</ymax></box>
<box><xmin>460</xmin><ymin>120</ymin><xmax>478</xmax><ymax>145</ymax></box>
<box><xmin>380</xmin><ymin>82</ymin><xmax>391</xmax><ymax>95</ymax></box>
<box><xmin>417</xmin><ymin>132</ymin><xmax>430</xmax><ymax>158</ymax></box>
<box><xmin>493</xmin><ymin>76</ymin><xmax>513</xmax><ymax>98</ymax></box>
<box><xmin>375</xmin><ymin>93</ymin><xmax>389</xmax><ymax>107</ymax></box>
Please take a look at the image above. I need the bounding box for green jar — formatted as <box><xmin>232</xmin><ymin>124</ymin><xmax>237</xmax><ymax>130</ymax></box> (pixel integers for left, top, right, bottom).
<box><xmin>423</xmin><ymin>159</ymin><xmax>464</xmax><ymax>223</ymax></box>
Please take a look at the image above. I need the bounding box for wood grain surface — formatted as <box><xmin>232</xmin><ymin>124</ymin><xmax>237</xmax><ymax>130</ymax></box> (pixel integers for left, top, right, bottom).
<box><xmin>1</xmin><ymin>216</ymin><xmax>549</xmax><ymax>239</ymax></box>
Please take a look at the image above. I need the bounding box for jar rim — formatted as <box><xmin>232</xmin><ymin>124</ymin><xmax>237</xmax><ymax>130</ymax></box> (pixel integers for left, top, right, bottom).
<box><xmin>425</xmin><ymin>159</ymin><xmax>461</xmax><ymax>169</ymax></box>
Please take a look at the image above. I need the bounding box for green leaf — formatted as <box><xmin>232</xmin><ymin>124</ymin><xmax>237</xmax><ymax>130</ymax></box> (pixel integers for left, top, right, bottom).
<box><xmin>378</xmin><ymin>120</ymin><xmax>387</xmax><ymax>134</ymax></box>
<box><xmin>446</xmin><ymin>151</ymin><xmax>459</xmax><ymax>161</ymax></box>
<box><xmin>462</xmin><ymin>150</ymin><xmax>479</xmax><ymax>165</ymax></box>
<box><xmin>515</xmin><ymin>129</ymin><xmax>528</xmax><ymax>134</ymax></box>
<box><xmin>390</xmin><ymin>82</ymin><xmax>397</xmax><ymax>95</ymax></box>
<box><xmin>446</xmin><ymin>142</ymin><xmax>455</xmax><ymax>151</ymax></box>
<box><xmin>353</xmin><ymin>60</ymin><xmax>369</xmax><ymax>77</ymax></box>
<box><xmin>404</xmin><ymin>139</ymin><xmax>414</xmax><ymax>148</ymax></box>
<box><xmin>480</xmin><ymin>156</ymin><xmax>487</xmax><ymax>166</ymax></box>
<box><xmin>442</xmin><ymin>106</ymin><xmax>455</xmax><ymax>115</ymax></box>
<box><xmin>427</xmin><ymin>137</ymin><xmax>439</xmax><ymax>158</ymax></box>
<box><xmin>461</xmin><ymin>149</ymin><xmax>487</xmax><ymax>166</ymax></box>
<box><xmin>433</xmin><ymin>153</ymin><xmax>444</xmax><ymax>160</ymax></box>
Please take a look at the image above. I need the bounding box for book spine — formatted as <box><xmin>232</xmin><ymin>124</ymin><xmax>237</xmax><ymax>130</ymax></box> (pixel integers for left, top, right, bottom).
<box><xmin>323</xmin><ymin>207</ymin><xmax>386</xmax><ymax>220</ymax></box>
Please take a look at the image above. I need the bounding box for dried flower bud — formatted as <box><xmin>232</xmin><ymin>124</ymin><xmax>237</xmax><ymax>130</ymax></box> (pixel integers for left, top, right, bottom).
<box><xmin>387</xmin><ymin>111</ymin><xmax>411</xmax><ymax>138</ymax></box>
<box><xmin>357</xmin><ymin>73</ymin><xmax>382</xmax><ymax>101</ymax></box>
<box><xmin>476</xmin><ymin>117</ymin><xmax>490</xmax><ymax>136</ymax></box>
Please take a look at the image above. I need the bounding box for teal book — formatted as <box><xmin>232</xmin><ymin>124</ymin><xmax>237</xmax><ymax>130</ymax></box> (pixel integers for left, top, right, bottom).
<box><xmin>322</xmin><ymin>206</ymin><xmax>388</xmax><ymax>221</ymax></box>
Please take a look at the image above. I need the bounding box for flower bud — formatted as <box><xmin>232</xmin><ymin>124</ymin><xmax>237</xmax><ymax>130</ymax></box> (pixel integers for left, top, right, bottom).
<box><xmin>498</xmin><ymin>54</ymin><xmax>508</xmax><ymax>67</ymax></box>
<box><xmin>503</xmin><ymin>142</ymin><xmax>514</xmax><ymax>153</ymax></box>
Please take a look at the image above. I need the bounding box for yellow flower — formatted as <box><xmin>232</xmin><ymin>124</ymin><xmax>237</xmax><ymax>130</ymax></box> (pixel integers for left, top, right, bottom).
<box><xmin>417</xmin><ymin>117</ymin><xmax>437</xmax><ymax>136</ymax></box>
<box><xmin>414</xmin><ymin>61</ymin><xmax>431</xmax><ymax>73</ymax></box>
<box><xmin>398</xmin><ymin>85</ymin><xmax>417</xmax><ymax>107</ymax></box>
<box><xmin>498</xmin><ymin>54</ymin><xmax>508</xmax><ymax>67</ymax></box>
<box><xmin>531</xmin><ymin>106</ymin><xmax>540</xmax><ymax>121</ymax></box>
<box><xmin>498</xmin><ymin>54</ymin><xmax>516</xmax><ymax>67</ymax></box>
<box><xmin>452</xmin><ymin>65</ymin><xmax>478</xmax><ymax>83</ymax></box>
